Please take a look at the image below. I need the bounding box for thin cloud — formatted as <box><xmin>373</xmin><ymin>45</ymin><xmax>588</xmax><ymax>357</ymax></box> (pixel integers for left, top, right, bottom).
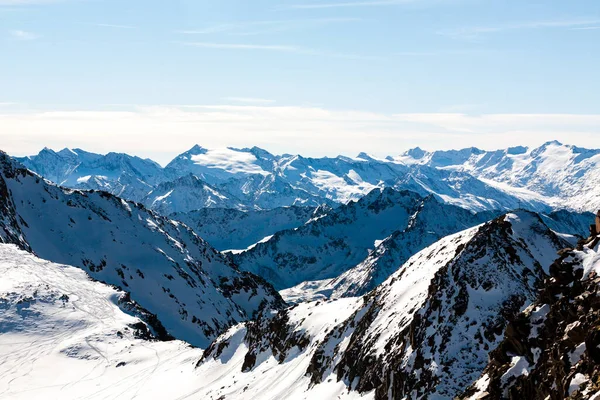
<box><xmin>92</xmin><ymin>23</ymin><xmax>136</xmax><ymax>29</ymax></box>
<box><xmin>180</xmin><ymin>42</ymin><xmax>299</xmax><ymax>52</ymax></box>
<box><xmin>178</xmin><ymin>41</ymin><xmax>378</xmax><ymax>59</ymax></box>
<box><xmin>9</xmin><ymin>29</ymin><xmax>39</xmax><ymax>40</ymax></box>
<box><xmin>439</xmin><ymin>19</ymin><xmax>600</xmax><ymax>40</ymax></box>
<box><xmin>0</xmin><ymin>0</ymin><xmax>61</xmax><ymax>4</ymax></box>
<box><xmin>223</xmin><ymin>97</ymin><xmax>276</xmax><ymax>104</ymax></box>
<box><xmin>571</xmin><ymin>26</ymin><xmax>600</xmax><ymax>31</ymax></box>
<box><xmin>176</xmin><ymin>18</ymin><xmax>360</xmax><ymax>36</ymax></box>
<box><xmin>393</xmin><ymin>49</ymin><xmax>490</xmax><ymax>56</ymax></box>
<box><xmin>288</xmin><ymin>0</ymin><xmax>413</xmax><ymax>9</ymax></box>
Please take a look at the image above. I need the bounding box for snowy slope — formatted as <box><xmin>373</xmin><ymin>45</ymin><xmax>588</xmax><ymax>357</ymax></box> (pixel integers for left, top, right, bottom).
<box><xmin>142</xmin><ymin>174</ymin><xmax>245</xmax><ymax>214</ymax></box>
<box><xmin>232</xmin><ymin>188</ymin><xmax>424</xmax><ymax>289</ymax></box>
<box><xmin>200</xmin><ymin>210</ymin><xmax>570</xmax><ymax>399</ymax></box>
<box><xmin>0</xmin><ymin>244</ymin><xmax>366</xmax><ymax>400</ymax></box>
<box><xmin>0</xmin><ymin>244</ymin><xmax>214</xmax><ymax>400</ymax></box>
<box><xmin>171</xmin><ymin>205</ymin><xmax>329</xmax><ymax>251</ymax></box>
<box><xmin>0</xmin><ymin>152</ymin><xmax>283</xmax><ymax>347</ymax></box>
<box><xmin>395</xmin><ymin>141</ymin><xmax>600</xmax><ymax>212</ymax></box>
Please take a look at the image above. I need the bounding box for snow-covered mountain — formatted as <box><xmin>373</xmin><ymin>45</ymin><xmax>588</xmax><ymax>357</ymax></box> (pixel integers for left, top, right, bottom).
<box><xmin>171</xmin><ymin>205</ymin><xmax>330</xmax><ymax>251</ymax></box>
<box><xmin>0</xmin><ymin>152</ymin><xmax>283</xmax><ymax>348</ymax></box>
<box><xmin>462</xmin><ymin>218</ymin><xmax>600</xmax><ymax>399</ymax></box>
<box><xmin>16</xmin><ymin>147</ymin><xmax>166</xmax><ymax>203</ymax></box>
<box><xmin>280</xmin><ymin>205</ymin><xmax>592</xmax><ymax>304</ymax></box>
<box><xmin>280</xmin><ymin>197</ymin><xmax>500</xmax><ymax>302</ymax></box>
<box><xmin>395</xmin><ymin>140</ymin><xmax>600</xmax><ymax>212</ymax></box>
<box><xmin>231</xmin><ymin>188</ymin><xmax>426</xmax><ymax>289</ymax></box>
<box><xmin>142</xmin><ymin>173</ymin><xmax>245</xmax><ymax>214</ymax></box>
<box><xmin>0</xmin><ymin>243</ymin><xmax>216</xmax><ymax>399</ymax></box>
<box><xmin>18</xmin><ymin>143</ymin><xmax>577</xmax><ymax>214</ymax></box>
<box><xmin>198</xmin><ymin>210</ymin><xmax>570</xmax><ymax>399</ymax></box>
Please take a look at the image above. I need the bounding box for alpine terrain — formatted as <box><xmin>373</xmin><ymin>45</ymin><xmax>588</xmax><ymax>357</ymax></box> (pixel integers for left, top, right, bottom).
<box><xmin>0</xmin><ymin>152</ymin><xmax>283</xmax><ymax>347</ymax></box>
<box><xmin>21</xmin><ymin>141</ymin><xmax>600</xmax><ymax>215</ymax></box>
<box><xmin>3</xmin><ymin>143</ymin><xmax>600</xmax><ymax>400</ymax></box>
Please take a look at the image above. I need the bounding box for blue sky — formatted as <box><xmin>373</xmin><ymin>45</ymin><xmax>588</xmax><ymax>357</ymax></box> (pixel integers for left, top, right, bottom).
<box><xmin>1</xmin><ymin>0</ymin><xmax>599</xmax><ymax>162</ymax></box>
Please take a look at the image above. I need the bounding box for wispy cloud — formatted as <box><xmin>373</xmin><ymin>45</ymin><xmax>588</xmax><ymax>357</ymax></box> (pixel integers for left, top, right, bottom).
<box><xmin>92</xmin><ymin>23</ymin><xmax>136</xmax><ymax>29</ymax></box>
<box><xmin>394</xmin><ymin>49</ymin><xmax>490</xmax><ymax>56</ymax></box>
<box><xmin>571</xmin><ymin>26</ymin><xmax>600</xmax><ymax>31</ymax></box>
<box><xmin>178</xmin><ymin>41</ymin><xmax>380</xmax><ymax>60</ymax></box>
<box><xmin>9</xmin><ymin>29</ymin><xmax>39</xmax><ymax>40</ymax></box>
<box><xmin>0</xmin><ymin>0</ymin><xmax>60</xmax><ymax>4</ymax></box>
<box><xmin>288</xmin><ymin>0</ymin><xmax>413</xmax><ymax>9</ymax></box>
<box><xmin>223</xmin><ymin>97</ymin><xmax>276</xmax><ymax>104</ymax></box>
<box><xmin>180</xmin><ymin>42</ymin><xmax>299</xmax><ymax>52</ymax></box>
<box><xmin>439</xmin><ymin>19</ymin><xmax>600</xmax><ymax>40</ymax></box>
<box><xmin>177</xmin><ymin>17</ymin><xmax>360</xmax><ymax>36</ymax></box>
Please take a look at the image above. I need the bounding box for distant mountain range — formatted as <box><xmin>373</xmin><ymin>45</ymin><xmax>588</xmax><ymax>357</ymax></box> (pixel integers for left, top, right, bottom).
<box><xmin>16</xmin><ymin>140</ymin><xmax>600</xmax><ymax>214</ymax></box>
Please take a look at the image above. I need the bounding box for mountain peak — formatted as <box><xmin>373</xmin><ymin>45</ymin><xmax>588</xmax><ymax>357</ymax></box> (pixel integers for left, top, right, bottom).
<box><xmin>506</xmin><ymin>145</ymin><xmax>528</xmax><ymax>155</ymax></box>
<box><xmin>39</xmin><ymin>147</ymin><xmax>58</xmax><ymax>155</ymax></box>
<box><xmin>57</xmin><ymin>148</ymin><xmax>78</xmax><ymax>157</ymax></box>
<box><xmin>185</xmin><ymin>144</ymin><xmax>207</xmax><ymax>155</ymax></box>
<box><xmin>404</xmin><ymin>146</ymin><xmax>427</xmax><ymax>159</ymax></box>
<box><xmin>542</xmin><ymin>139</ymin><xmax>563</xmax><ymax>147</ymax></box>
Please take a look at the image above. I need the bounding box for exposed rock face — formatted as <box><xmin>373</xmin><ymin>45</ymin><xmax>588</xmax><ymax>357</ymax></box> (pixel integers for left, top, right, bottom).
<box><xmin>199</xmin><ymin>211</ymin><xmax>569</xmax><ymax>399</ymax></box>
<box><xmin>461</xmin><ymin>228</ymin><xmax>600</xmax><ymax>400</ymax></box>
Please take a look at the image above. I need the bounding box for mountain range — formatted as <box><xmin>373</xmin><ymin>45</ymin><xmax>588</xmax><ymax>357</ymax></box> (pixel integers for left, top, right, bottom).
<box><xmin>4</xmin><ymin>142</ymin><xmax>600</xmax><ymax>400</ymax></box>
<box><xmin>0</xmin><ymin>151</ymin><xmax>283</xmax><ymax>347</ymax></box>
<box><xmin>17</xmin><ymin>140</ymin><xmax>600</xmax><ymax>215</ymax></box>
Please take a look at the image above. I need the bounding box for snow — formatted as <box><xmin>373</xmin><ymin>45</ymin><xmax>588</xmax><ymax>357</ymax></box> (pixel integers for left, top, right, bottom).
<box><xmin>569</xmin><ymin>373</ymin><xmax>588</xmax><ymax>395</ymax></box>
<box><xmin>279</xmin><ymin>279</ymin><xmax>334</xmax><ymax>304</ymax></box>
<box><xmin>0</xmin><ymin>155</ymin><xmax>283</xmax><ymax>348</ymax></box>
<box><xmin>19</xmin><ymin>143</ymin><xmax>566</xmax><ymax>214</ymax></box>
<box><xmin>501</xmin><ymin>356</ymin><xmax>531</xmax><ymax>387</ymax></box>
<box><xmin>199</xmin><ymin>210</ymin><xmax>569</xmax><ymax>399</ymax></box>
<box><xmin>395</xmin><ymin>141</ymin><xmax>600</xmax><ymax>212</ymax></box>
<box><xmin>576</xmin><ymin>243</ymin><xmax>600</xmax><ymax>277</ymax></box>
<box><xmin>152</xmin><ymin>188</ymin><xmax>174</xmax><ymax>203</ymax></box>
<box><xmin>366</xmin><ymin>226</ymin><xmax>480</xmax><ymax>356</ymax></box>
<box><xmin>232</xmin><ymin>188</ymin><xmax>424</xmax><ymax>289</ymax></box>
<box><xmin>196</xmin><ymin>297</ymin><xmax>369</xmax><ymax>400</ymax></box>
<box><xmin>77</xmin><ymin>175</ymin><xmax>92</xmax><ymax>183</ymax></box>
<box><xmin>0</xmin><ymin>244</ymin><xmax>205</xmax><ymax>400</ymax></box>
<box><xmin>224</xmin><ymin>234</ymin><xmax>274</xmax><ymax>255</ymax></box>
<box><xmin>172</xmin><ymin>206</ymin><xmax>321</xmax><ymax>251</ymax></box>
<box><xmin>190</xmin><ymin>148</ymin><xmax>269</xmax><ymax>176</ymax></box>
<box><xmin>569</xmin><ymin>342</ymin><xmax>586</xmax><ymax>365</ymax></box>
